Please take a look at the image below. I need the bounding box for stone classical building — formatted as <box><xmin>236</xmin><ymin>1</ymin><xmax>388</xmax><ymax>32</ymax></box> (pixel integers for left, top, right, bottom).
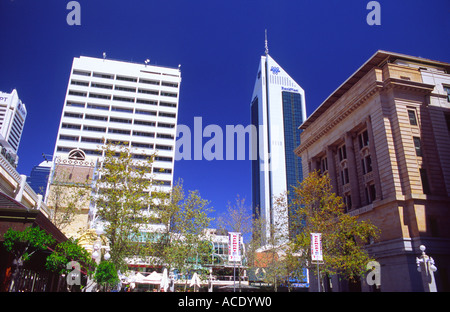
<box><xmin>295</xmin><ymin>50</ymin><xmax>450</xmax><ymax>292</ymax></box>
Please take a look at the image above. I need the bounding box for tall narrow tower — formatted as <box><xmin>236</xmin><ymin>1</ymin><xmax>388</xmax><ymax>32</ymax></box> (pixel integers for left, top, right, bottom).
<box><xmin>251</xmin><ymin>34</ymin><xmax>306</xmax><ymax>245</ymax></box>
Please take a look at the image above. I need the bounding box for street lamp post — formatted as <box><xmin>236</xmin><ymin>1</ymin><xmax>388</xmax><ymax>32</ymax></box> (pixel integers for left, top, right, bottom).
<box><xmin>416</xmin><ymin>245</ymin><xmax>438</xmax><ymax>292</ymax></box>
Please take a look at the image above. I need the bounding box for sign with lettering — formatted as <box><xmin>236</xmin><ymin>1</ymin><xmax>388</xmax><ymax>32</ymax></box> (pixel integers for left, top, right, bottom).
<box><xmin>228</xmin><ymin>232</ymin><xmax>241</xmax><ymax>262</ymax></box>
<box><xmin>311</xmin><ymin>233</ymin><xmax>323</xmax><ymax>262</ymax></box>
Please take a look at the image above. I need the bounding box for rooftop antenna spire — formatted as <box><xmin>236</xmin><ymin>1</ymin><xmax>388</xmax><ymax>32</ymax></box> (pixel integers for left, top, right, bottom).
<box><xmin>265</xmin><ymin>29</ymin><xmax>269</xmax><ymax>55</ymax></box>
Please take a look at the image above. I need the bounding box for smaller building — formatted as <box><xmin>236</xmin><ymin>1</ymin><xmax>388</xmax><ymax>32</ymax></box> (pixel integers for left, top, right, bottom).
<box><xmin>27</xmin><ymin>160</ymin><xmax>52</xmax><ymax>198</ymax></box>
<box><xmin>0</xmin><ymin>89</ymin><xmax>27</xmax><ymax>166</ymax></box>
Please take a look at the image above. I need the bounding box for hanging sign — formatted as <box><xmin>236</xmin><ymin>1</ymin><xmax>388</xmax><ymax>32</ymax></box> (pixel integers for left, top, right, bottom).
<box><xmin>311</xmin><ymin>233</ymin><xmax>323</xmax><ymax>262</ymax></box>
<box><xmin>228</xmin><ymin>232</ymin><xmax>241</xmax><ymax>262</ymax></box>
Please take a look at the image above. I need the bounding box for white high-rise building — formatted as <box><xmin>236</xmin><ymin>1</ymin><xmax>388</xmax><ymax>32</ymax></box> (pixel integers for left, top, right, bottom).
<box><xmin>51</xmin><ymin>55</ymin><xmax>181</xmax><ymax>190</ymax></box>
<box><xmin>251</xmin><ymin>41</ymin><xmax>306</xmax><ymax>245</ymax></box>
<box><xmin>0</xmin><ymin>89</ymin><xmax>27</xmax><ymax>165</ymax></box>
<box><xmin>47</xmin><ymin>56</ymin><xmax>181</xmax><ymax>237</ymax></box>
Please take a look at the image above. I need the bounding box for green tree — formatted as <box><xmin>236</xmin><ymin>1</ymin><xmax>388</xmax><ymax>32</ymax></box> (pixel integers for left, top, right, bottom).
<box><xmin>94</xmin><ymin>260</ymin><xmax>120</xmax><ymax>291</ymax></box>
<box><xmin>2</xmin><ymin>226</ymin><xmax>55</xmax><ymax>292</ymax></box>
<box><xmin>45</xmin><ymin>238</ymin><xmax>97</xmax><ymax>291</ymax></box>
<box><xmin>152</xmin><ymin>180</ymin><xmax>214</xmax><ymax>291</ymax></box>
<box><xmin>246</xmin><ymin>195</ymin><xmax>299</xmax><ymax>292</ymax></box>
<box><xmin>90</xmin><ymin>142</ymin><xmax>166</xmax><ymax>272</ymax></box>
<box><xmin>290</xmin><ymin>170</ymin><xmax>380</xmax><ymax>289</ymax></box>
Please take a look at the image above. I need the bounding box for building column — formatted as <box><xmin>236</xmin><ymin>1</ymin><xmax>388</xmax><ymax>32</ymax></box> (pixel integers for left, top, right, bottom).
<box><xmin>365</xmin><ymin>116</ymin><xmax>382</xmax><ymax>200</ymax></box>
<box><xmin>14</xmin><ymin>174</ymin><xmax>27</xmax><ymax>202</ymax></box>
<box><xmin>345</xmin><ymin>132</ymin><xmax>361</xmax><ymax>208</ymax></box>
<box><xmin>326</xmin><ymin>146</ymin><xmax>338</xmax><ymax>194</ymax></box>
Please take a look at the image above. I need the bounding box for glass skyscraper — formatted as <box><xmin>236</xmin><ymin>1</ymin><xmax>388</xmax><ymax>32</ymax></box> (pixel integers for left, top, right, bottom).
<box><xmin>250</xmin><ymin>49</ymin><xmax>306</xmax><ymax>245</ymax></box>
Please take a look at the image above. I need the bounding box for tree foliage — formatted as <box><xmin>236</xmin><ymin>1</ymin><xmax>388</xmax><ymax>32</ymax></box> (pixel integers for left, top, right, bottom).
<box><xmin>150</xmin><ymin>180</ymin><xmax>214</xmax><ymax>289</ymax></box>
<box><xmin>290</xmin><ymin>170</ymin><xmax>380</xmax><ymax>282</ymax></box>
<box><xmin>94</xmin><ymin>260</ymin><xmax>120</xmax><ymax>290</ymax></box>
<box><xmin>90</xmin><ymin>142</ymin><xmax>165</xmax><ymax>271</ymax></box>
<box><xmin>45</xmin><ymin>238</ymin><xmax>96</xmax><ymax>276</ymax></box>
<box><xmin>2</xmin><ymin>226</ymin><xmax>56</xmax><ymax>291</ymax></box>
<box><xmin>3</xmin><ymin>226</ymin><xmax>55</xmax><ymax>262</ymax></box>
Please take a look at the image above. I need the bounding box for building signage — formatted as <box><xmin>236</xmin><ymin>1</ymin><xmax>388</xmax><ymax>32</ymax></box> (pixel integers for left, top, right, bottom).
<box><xmin>228</xmin><ymin>232</ymin><xmax>241</xmax><ymax>262</ymax></box>
<box><xmin>281</xmin><ymin>86</ymin><xmax>299</xmax><ymax>93</ymax></box>
<box><xmin>16</xmin><ymin>101</ymin><xmax>27</xmax><ymax>119</ymax></box>
<box><xmin>270</xmin><ymin>66</ymin><xmax>280</xmax><ymax>75</ymax></box>
<box><xmin>311</xmin><ymin>233</ymin><xmax>323</xmax><ymax>262</ymax></box>
<box><xmin>0</xmin><ymin>96</ymin><xmax>9</xmax><ymax>103</ymax></box>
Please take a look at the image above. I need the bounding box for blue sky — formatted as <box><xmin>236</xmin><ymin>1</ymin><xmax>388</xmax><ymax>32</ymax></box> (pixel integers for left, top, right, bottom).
<box><xmin>1</xmin><ymin>0</ymin><xmax>449</xmax><ymax>226</ymax></box>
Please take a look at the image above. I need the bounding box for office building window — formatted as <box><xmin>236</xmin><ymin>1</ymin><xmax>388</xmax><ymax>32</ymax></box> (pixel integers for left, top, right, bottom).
<box><xmin>115</xmin><ymin>85</ymin><xmax>136</xmax><ymax>93</ymax></box>
<box><xmin>136</xmin><ymin>109</ymin><xmax>157</xmax><ymax>116</ymax></box>
<box><xmin>71</xmin><ymin>80</ymin><xmax>89</xmax><ymax>87</ymax></box>
<box><xmin>139</xmin><ymin>78</ymin><xmax>160</xmax><ymax>85</ymax></box>
<box><xmin>136</xmin><ymin>99</ymin><xmax>157</xmax><ymax>105</ymax></box>
<box><xmin>83</xmin><ymin>126</ymin><xmax>106</xmax><ymax>132</ymax></box>
<box><xmin>113</xmin><ymin>96</ymin><xmax>134</xmax><ymax>103</ymax></box>
<box><xmin>341</xmin><ymin>168</ymin><xmax>349</xmax><ymax>185</ymax></box>
<box><xmin>109</xmin><ymin>128</ymin><xmax>131</xmax><ymax>135</ymax></box>
<box><xmin>361</xmin><ymin>155</ymin><xmax>372</xmax><ymax>175</ymax></box>
<box><xmin>73</xmin><ymin>69</ymin><xmax>91</xmax><ymax>76</ymax></box>
<box><xmin>93</xmin><ymin>72</ymin><xmax>114</xmax><ymax>79</ymax></box>
<box><xmin>160</xmin><ymin>102</ymin><xmax>177</xmax><ymax>108</ymax></box>
<box><xmin>133</xmin><ymin>131</ymin><xmax>154</xmax><ymax>137</ymax></box>
<box><xmin>64</xmin><ymin>112</ymin><xmax>83</xmax><ymax>119</ymax></box>
<box><xmin>62</xmin><ymin>123</ymin><xmax>81</xmax><ymax>130</ymax></box>
<box><xmin>157</xmin><ymin>133</ymin><xmax>174</xmax><ymax>140</ymax></box>
<box><xmin>110</xmin><ymin>117</ymin><xmax>132</xmax><ymax>124</ymax></box>
<box><xmin>358</xmin><ymin>130</ymin><xmax>369</xmax><ymax>150</ymax></box>
<box><xmin>89</xmin><ymin>93</ymin><xmax>111</xmax><ymax>100</ymax></box>
<box><xmin>68</xmin><ymin>90</ymin><xmax>87</xmax><ymax>97</ymax></box>
<box><xmin>338</xmin><ymin>145</ymin><xmax>347</xmax><ymax>162</ymax></box>
<box><xmin>408</xmin><ymin>109</ymin><xmax>418</xmax><ymax>126</ymax></box>
<box><xmin>131</xmin><ymin>142</ymin><xmax>153</xmax><ymax>149</ymax></box>
<box><xmin>116</xmin><ymin>75</ymin><xmax>137</xmax><ymax>82</ymax></box>
<box><xmin>155</xmin><ymin>144</ymin><xmax>173</xmax><ymax>151</ymax></box>
<box><xmin>159</xmin><ymin>112</ymin><xmax>176</xmax><ymax>118</ymax></box>
<box><xmin>445</xmin><ymin>113</ymin><xmax>450</xmax><ymax>133</ymax></box>
<box><xmin>81</xmin><ymin>137</ymin><xmax>103</xmax><ymax>144</ymax></box>
<box><xmin>66</xmin><ymin>101</ymin><xmax>85</xmax><ymax>108</ymax></box>
<box><xmin>85</xmin><ymin>114</ymin><xmax>108</xmax><ymax>121</ymax></box>
<box><xmin>59</xmin><ymin>135</ymin><xmax>79</xmax><ymax>141</ymax></box>
<box><xmin>444</xmin><ymin>86</ymin><xmax>450</xmax><ymax>102</ymax></box>
<box><xmin>413</xmin><ymin>136</ymin><xmax>422</xmax><ymax>157</ymax></box>
<box><xmin>91</xmin><ymin>82</ymin><xmax>113</xmax><ymax>90</ymax></box>
<box><xmin>320</xmin><ymin>157</ymin><xmax>328</xmax><ymax>173</ymax></box>
<box><xmin>87</xmin><ymin>104</ymin><xmax>109</xmax><ymax>111</ymax></box>
<box><xmin>344</xmin><ymin>193</ymin><xmax>352</xmax><ymax>212</ymax></box>
<box><xmin>138</xmin><ymin>88</ymin><xmax>159</xmax><ymax>95</ymax></box>
<box><xmin>365</xmin><ymin>184</ymin><xmax>377</xmax><ymax>204</ymax></box>
<box><xmin>161</xmin><ymin>81</ymin><xmax>178</xmax><ymax>88</ymax></box>
<box><xmin>420</xmin><ymin>168</ymin><xmax>431</xmax><ymax>194</ymax></box>
<box><xmin>134</xmin><ymin>120</ymin><xmax>155</xmax><ymax>126</ymax></box>
<box><xmin>112</xmin><ymin>106</ymin><xmax>133</xmax><ymax>113</ymax></box>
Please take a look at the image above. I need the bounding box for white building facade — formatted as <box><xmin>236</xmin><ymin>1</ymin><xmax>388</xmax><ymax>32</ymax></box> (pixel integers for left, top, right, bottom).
<box><xmin>251</xmin><ymin>52</ymin><xmax>306</xmax><ymax>245</ymax></box>
<box><xmin>0</xmin><ymin>89</ymin><xmax>27</xmax><ymax>165</ymax></box>
<box><xmin>47</xmin><ymin>55</ymin><xmax>181</xmax><ymax>235</ymax></box>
